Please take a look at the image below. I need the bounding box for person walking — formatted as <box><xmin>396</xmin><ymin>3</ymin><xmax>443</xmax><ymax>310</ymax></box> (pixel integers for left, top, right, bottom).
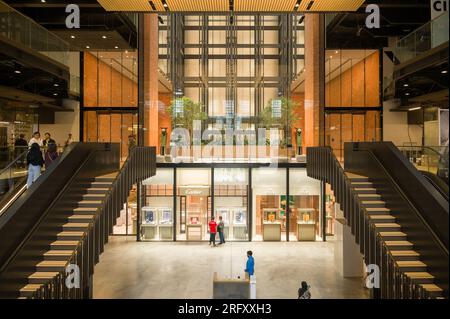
<box><xmin>208</xmin><ymin>217</ymin><xmax>218</xmax><ymax>247</ymax></box>
<box><xmin>44</xmin><ymin>143</ymin><xmax>59</xmax><ymax>168</ymax></box>
<box><xmin>26</xmin><ymin>143</ymin><xmax>44</xmax><ymax>188</ymax></box>
<box><xmin>298</xmin><ymin>281</ymin><xmax>311</xmax><ymax>299</ymax></box>
<box><xmin>244</xmin><ymin>250</ymin><xmax>255</xmax><ymax>279</ymax></box>
<box><xmin>217</xmin><ymin>216</ymin><xmax>225</xmax><ymax>245</ymax></box>
<box><xmin>64</xmin><ymin>133</ymin><xmax>73</xmax><ymax>149</ymax></box>
<box><xmin>28</xmin><ymin>132</ymin><xmax>43</xmax><ymax>148</ymax></box>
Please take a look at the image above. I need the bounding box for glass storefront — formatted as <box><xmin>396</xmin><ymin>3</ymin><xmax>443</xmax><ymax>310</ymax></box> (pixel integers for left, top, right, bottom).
<box><xmin>176</xmin><ymin>168</ymin><xmax>212</xmax><ymax>241</ymax></box>
<box><xmin>214</xmin><ymin>168</ymin><xmax>249</xmax><ymax>241</ymax></box>
<box><xmin>252</xmin><ymin>168</ymin><xmax>287</xmax><ymax>241</ymax></box>
<box><xmin>141</xmin><ymin>168</ymin><xmax>174</xmax><ymax>241</ymax></box>
<box><xmin>289</xmin><ymin>169</ymin><xmax>321</xmax><ymax>241</ymax></box>
<box><xmin>136</xmin><ymin>165</ymin><xmax>322</xmax><ymax>242</ymax></box>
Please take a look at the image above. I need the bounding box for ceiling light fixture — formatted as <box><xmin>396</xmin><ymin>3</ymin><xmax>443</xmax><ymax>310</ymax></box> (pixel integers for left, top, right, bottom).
<box><xmin>14</xmin><ymin>70</ymin><xmax>21</xmax><ymax>74</ymax></box>
<box><xmin>408</xmin><ymin>107</ymin><xmax>421</xmax><ymax>111</ymax></box>
<box><xmin>102</xmin><ymin>35</ymin><xmax>107</xmax><ymax>39</ymax></box>
<box><xmin>86</xmin><ymin>45</ymin><xmax>90</xmax><ymax>49</ymax></box>
<box><xmin>115</xmin><ymin>46</ymin><xmax>119</xmax><ymax>49</ymax></box>
<box><xmin>54</xmin><ymin>83</ymin><xmax>59</xmax><ymax>87</ymax></box>
<box><xmin>53</xmin><ymin>93</ymin><xmax>58</xmax><ymax>96</ymax></box>
<box><xmin>403</xmin><ymin>84</ymin><xmax>409</xmax><ymax>87</ymax></box>
<box><xmin>405</xmin><ymin>92</ymin><xmax>410</xmax><ymax>96</ymax></box>
<box><xmin>441</xmin><ymin>70</ymin><xmax>448</xmax><ymax>74</ymax></box>
<box><xmin>70</xmin><ymin>35</ymin><xmax>76</xmax><ymax>39</ymax></box>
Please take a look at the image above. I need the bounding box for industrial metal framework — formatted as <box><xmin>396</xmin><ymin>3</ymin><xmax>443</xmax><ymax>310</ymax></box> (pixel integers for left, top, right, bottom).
<box><xmin>159</xmin><ymin>13</ymin><xmax>305</xmax><ymax>130</ymax></box>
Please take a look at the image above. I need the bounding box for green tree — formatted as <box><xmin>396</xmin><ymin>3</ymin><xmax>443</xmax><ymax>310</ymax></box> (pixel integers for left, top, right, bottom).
<box><xmin>259</xmin><ymin>97</ymin><xmax>300</xmax><ymax>146</ymax></box>
<box><xmin>167</xmin><ymin>96</ymin><xmax>208</xmax><ymax>136</ymax></box>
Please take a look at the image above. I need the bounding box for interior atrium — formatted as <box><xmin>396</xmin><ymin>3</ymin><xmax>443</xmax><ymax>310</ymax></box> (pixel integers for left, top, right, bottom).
<box><xmin>0</xmin><ymin>0</ymin><xmax>448</xmax><ymax>303</ymax></box>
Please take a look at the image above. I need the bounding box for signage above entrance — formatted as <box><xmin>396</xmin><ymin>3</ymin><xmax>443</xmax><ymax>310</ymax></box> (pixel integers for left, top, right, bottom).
<box><xmin>97</xmin><ymin>0</ymin><xmax>365</xmax><ymax>12</ymax></box>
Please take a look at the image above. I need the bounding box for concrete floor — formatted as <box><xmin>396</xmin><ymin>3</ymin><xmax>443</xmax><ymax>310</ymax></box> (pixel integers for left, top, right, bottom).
<box><xmin>93</xmin><ymin>236</ymin><xmax>369</xmax><ymax>299</ymax></box>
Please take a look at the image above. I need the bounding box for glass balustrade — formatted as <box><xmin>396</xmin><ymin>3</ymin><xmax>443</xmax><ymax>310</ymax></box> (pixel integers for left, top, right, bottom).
<box><xmin>394</xmin><ymin>12</ymin><xmax>449</xmax><ymax>64</ymax></box>
<box><xmin>0</xmin><ymin>1</ymin><xmax>69</xmax><ymax>66</ymax></box>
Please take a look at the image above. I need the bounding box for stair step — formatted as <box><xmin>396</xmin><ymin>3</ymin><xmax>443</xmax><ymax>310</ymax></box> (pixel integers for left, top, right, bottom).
<box><xmin>390</xmin><ymin>250</ymin><xmax>420</xmax><ymax>261</ymax></box>
<box><xmin>405</xmin><ymin>272</ymin><xmax>435</xmax><ymax>284</ymax></box>
<box><xmin>19</xmin><ymin>284</ymin><xmax>44</xmax><ymax>298</ymax></box>
<box><xmin>78</xmin><ymin>200</ymin><xmax>102</xmax><ymax>208</ymax></box>
<box><xmin>353</xmin><ymin>188</ymin><xmax>378</xmax><ymax>194</ymax></box>
<box><xmin>385</xmin><ymin>240</ymin><xmax>414</xmax><ymax>250</ymax></box>
<box><xmin>50</xmin><ymin>240</ymin><xmax>79</xmax><ymax>250</ymax></box>
<box><xmin>379</xmin><ymin>231</ymin><xmax>407</xmax><ymax>241</ymax></box>
<box><xmin>419</xmin><ymin>284</ymin><xmax>443</xmax><ymax>297</ymax></box>
<box><xmin>34</xmin><ymin>260</ymin><xmax>68</xmax><ymax>272</ymax></box>
<box><xmin>358</xmin><ymin>194</ymin><xmax>382</xmax><ymax>201</ymax></box>
<box><xmin>67</xmin><ymin>215</ymin><xmax>95</xmax><ymax>223</ymax></box>
<box><xmin>373</xmin><ymin>223</ymin><xmax>401</xmax><ymax>231</ymax></box>
<box><xmin>27</xmin><ymin>272</ymin><xmax>60</xmax><ymax>284</ymax></box>
<box><xmin>369</xmin><ymin>215</ymin><xmax>396</xmax><ymax>223</ymax></box>
<box><xmin>396</xmin><ymin>260</ymin><xmax>427</xmax><ymax>272</ymax></box>
<box><xmin>82</xmin><ymin>187</ymin><xmax>110</xmax><ymax>194</ymax></box>
<box><xmin>43</xmin><ymin>250</ymin><xmax>74</xmax><ymax>261</ymax></box>
<box><xmin>73</xmin><ymin>207</ymin><xmax>98</xmax><ymax>214</ymax></box>
<box><xmin>346</xmin><ymin>173</ymin><xmax>370</xmax><ymax>182</ymax></box>
<box><xmin>351</xmin><ymin>181</ymin><xmax>374</xmax><ymax>187</ymax></box>
<box><xmin>366</xmin><ymin>207</ymin><xmax>392</xmax><ymax>215</ymax></box>
<box><xmin>361</xmin><ymin>200</ymin><xmax>386</xmax><ymax>208</ymax></box>
<box><xmin>40</xmin><ymin>222</ymin><xmax>90</xmax><ymax>232</ymax></box>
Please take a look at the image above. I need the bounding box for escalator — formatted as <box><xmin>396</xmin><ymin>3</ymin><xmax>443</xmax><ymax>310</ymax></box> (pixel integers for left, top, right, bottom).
<box><xmin>307</xmin><ymin>142</ymin><xmax>448</xmax><ymax>299</ymax></box>
<box><xmin>0</xmin><ymin>149</ymin><xmax>29</xmax><ymax>217</ymax></box>
<box><xmin>0</xmin><ymin>143</ymin><xmax>156</xmax><ymax>298</ymax></box>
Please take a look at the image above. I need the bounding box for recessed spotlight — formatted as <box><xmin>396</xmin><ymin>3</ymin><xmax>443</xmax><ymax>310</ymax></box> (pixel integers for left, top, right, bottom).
<box><xmin>53</xmin><ymin>83</ymin><xmax>59</xmax><ymax>87</ymax></box>
<box><xmin>53</xmin><ymin>93</ymin><xmax>58</xmax><ymax>96</ymax></box>
<box><xmin>163</xmin><ymin>3</ymin><xmax>168</xmax><ymax>7</ymax></box>
<box><xmin>403</xmin><ymin>84</ymin><xmax>409</xmax><ymax>87</ymax></box>
<box><xmin>115</xmin><ymin>46</ymin><xmax>119</xmax><ymax>49</ymax></box>
<box><xmin>102</xmin><ymin>35</ymin><xmax>107</xmax><ymax>39</ymax></box>
<box><xmin>335</xmin><ymin>50</ymin><xmax>338</xmax><ymax>54</ymax></box>
<box><xmin>442</xmin><ymin>70</ymin><xmax>448</xmax><ymax>74</ymax></box>
<box><xmin>405</xmin><ymin>92</ymin><xmax>410</xmax><ymax>96</ymax></box>
<box><xmin>70</xmin><ymin>35</ymin><xmax>76</xmax><ymax>39</ymax></box>
<box><xmin>41</xmin><ymin>0</ymin><xmax>46</xmax><ymax>3</ymax></box>
<box><xmin>14</xmin><ymin>70</ymin><xmax>21</xmax><ymax>74</ymax></box>
<box><xmin>86</xmin><ymin>45</ymin><xmax>90</xmax><ymax>49</ymax></box>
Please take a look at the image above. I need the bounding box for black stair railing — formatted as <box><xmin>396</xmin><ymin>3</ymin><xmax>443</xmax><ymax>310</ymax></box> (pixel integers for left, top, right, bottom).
<box><xmin>306</xmin><ymin>146</ymin><xmax>446</xmax><ymax>299</ymax></box>
<box><xmin>29</xmin><ymin>146</ymin><xmax>156</xmax><ymax>299</ymax></box>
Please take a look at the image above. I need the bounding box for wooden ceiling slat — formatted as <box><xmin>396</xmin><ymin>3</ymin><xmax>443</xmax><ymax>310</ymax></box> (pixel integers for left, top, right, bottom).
<box><xmin>97</xmin><ymin>0</ymin><xmax>364</xmax><ymax>12</ymax></box>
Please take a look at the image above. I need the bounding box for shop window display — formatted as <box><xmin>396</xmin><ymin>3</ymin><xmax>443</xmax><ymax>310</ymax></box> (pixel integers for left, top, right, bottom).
<box><xmin>177</xmin><ymin>168</ymin><xmax>211</xmax><ymax>241</ymax></box>
<box><xmin>289</xmin><ymin>169</ymin><xmax>322</xmax><ymax>241</ymax></box>
<box><xmin>252</xmin><ymin>168</ymin><xmax>287</xmax><ymax>241</ymax></box>
<box><xmin>141</xmin><ymin>169</ymin><xmax>174</xmax><ymax>241</ymax></box>
<box><xmin>214</xmin><ymin>168</ymin><xmax>249</xmax><ymax>241</ymax></box>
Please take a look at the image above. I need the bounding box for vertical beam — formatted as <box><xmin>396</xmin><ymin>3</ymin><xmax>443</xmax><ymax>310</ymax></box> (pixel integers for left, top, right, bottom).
<box><xmin>248</xmin><ymin>167</ymin><xmax>253</xmax><ymax>242</ymax></box>
<box><xmin>138</xmin><ymin>13</ymin><xmax>145</xmax><ymax>147</ymax></box>
<box><xmin>304</xmin><ymin>13</ymin><xmax>325</xmax><ymax>148</ymax></box>
<box><xmin>286</xmin><ymin>167</ymin><xmax>290</xmax><ymax>242</ymax></box>
<box><xmin>321</xmin><ymin>180</ymin><xmax>327</xmax><ymax>241</ymax></box>
<box><xmin>173</xmin><ymin>167</ymin><xmax>177</xmax><ymax>241</ymax></box>
<box><xmin>143</xmin><ymin>14</ymin><xmax>160</xmax><ymax>149</ymax></box>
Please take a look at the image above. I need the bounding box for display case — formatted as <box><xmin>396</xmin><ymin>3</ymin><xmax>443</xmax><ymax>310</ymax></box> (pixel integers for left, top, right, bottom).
<box><xmin>158</xmin><ymin>208</ymin><xmax>173</xmax><ymax>240</ymax></box>
<box><xmin>141</xmin><ymin>207</ymin><xmax>157</xmax><ymax>239</ymax></box>
<box><xmin>296</xmin><ymin>208</ymin><xmax>316</xmax><ymax>241</ymax></box>
<box><xmin>232</xmin><ymin>209</ymin><xmax>247</xmax><ymax>240</ymax></box>
<box><xmin>262</xmin><ymin>208</ymin><xmax>281</xmax><ymax>241</ymax></box>
<box><xmin>187</xmin><ymin>210</ymin><xmax>202</xmax><ymax>240</ymax></box>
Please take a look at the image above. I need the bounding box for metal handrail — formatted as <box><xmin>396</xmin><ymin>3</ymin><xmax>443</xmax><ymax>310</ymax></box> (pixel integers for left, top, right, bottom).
<box><xmin>0</xmin><ymin>149</ymin><xmax>100</xmax><ymax>274</ymax></box>
<box><xmin>0</xmin><ymin>149</ymin><xmax>28</xmax><ymax>176</ymax></box>
<box><xmin>360</xmin><ymin>148</ymin><xmax>448</xmax><ymax>256</ymax></box>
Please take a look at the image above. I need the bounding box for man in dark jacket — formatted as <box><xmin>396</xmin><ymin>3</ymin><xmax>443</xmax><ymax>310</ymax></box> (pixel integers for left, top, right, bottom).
<box><xmin>26</xmin><ymin>143</ymin><xmax>44</xmax><ymax>188</ymax></box>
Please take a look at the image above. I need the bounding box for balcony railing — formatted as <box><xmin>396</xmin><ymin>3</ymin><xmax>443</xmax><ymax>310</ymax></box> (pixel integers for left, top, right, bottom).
<box><xmin>0</xmin><ymin>1</ymin><xmax>69</xmax><ymax>66</ymax></box>
<box><xmin>394</xmin><ymin>12</ymin><xmax>449</xmax><ymax>64</ymax></box>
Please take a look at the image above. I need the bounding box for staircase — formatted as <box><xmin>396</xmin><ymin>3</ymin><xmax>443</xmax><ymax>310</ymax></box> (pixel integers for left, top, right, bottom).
<box><xmin>0</xmin><ymin>145</ymin><xmax>156</xmax><ymax>299</ymax></box>
<box><xmin>307</xmin><ymin>145</ymin><xmax>448</xmax><ymax>299</ymax></box>
<box><xmin>348</xmin><ymin>173</ymin><xmax>443</xmax><ymax>298</ymax></box>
